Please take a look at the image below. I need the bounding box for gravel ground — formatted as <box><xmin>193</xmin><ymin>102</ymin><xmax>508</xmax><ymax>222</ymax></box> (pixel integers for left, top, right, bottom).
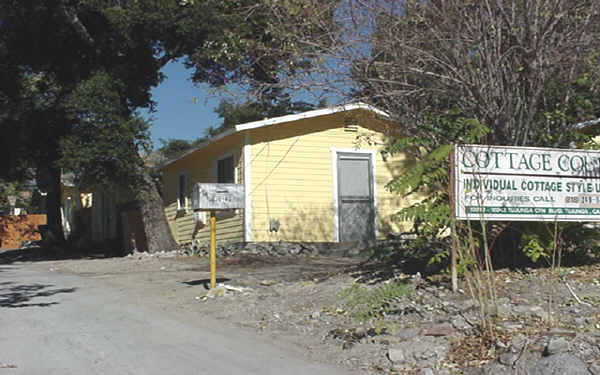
<box><xmin>3</xmin><ymin>250</ymin><xmax>600</xmax><ymax>374</ymax></box>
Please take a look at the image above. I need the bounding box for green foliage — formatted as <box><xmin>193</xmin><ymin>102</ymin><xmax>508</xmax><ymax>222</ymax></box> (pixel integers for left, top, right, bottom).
<box><xmin>157</xmin><ymin>138</ymin><xmax>204</xmax><ymax>162</ymax></box>
<box><xmin>344</xmin><ymin>0</ymin><xmax>600</xmax><ymax>269</ymax></box>
<box><xmin>533</xmin><ymin>75</ymin><xmax>600</xmax><ymax>147</ymax></box>
<box><xmin>363</xmin><ymin>113</ymin><xmax>488</xmax><ymax>268</ymax></box>
<box><xmin>387</xmin><ymin>112</ymin><xmax>487</xmax><ymax>238</ymax></box>
<box><xmin>521</xmin><ymin>233</ymin><xmax>551</xmax><ymax>263</ymax></box>
<box><xmin>0</xmin><ymin>178</ymin><xmax>43</xmax><ymax>213</ymax></box>
<box><xmin>59</xmin><ymin>71</ymin><xmax>150</xmax><ymax>189</ymax></box>
<box><xmin>561</xmin><ymin>224</ymin><xmax>600</xmax><ymax>260</ymax></box>
<box><xmin>519</xmin><ymin>222</ymin><xmax>600</xmax><ymax>265</ymax></box>
<box><xmin>1</xmin><ymin>0</ymin><xmax>312</xmax><ymax>178</ymax></box>
<box><xmin>342</xmin><ymin>282</ymin><xmax>411</xmax><ymax>322</ymax></box>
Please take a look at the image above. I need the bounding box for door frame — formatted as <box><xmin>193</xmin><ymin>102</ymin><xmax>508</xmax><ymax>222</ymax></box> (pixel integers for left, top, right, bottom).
<box><xmin>330</xmin><ymin>148</ymin><xmax>378</xmax><ymax>242</ymax></box>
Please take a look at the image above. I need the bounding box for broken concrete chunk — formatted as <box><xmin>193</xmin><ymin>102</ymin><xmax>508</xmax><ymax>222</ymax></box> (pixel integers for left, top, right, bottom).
<box><xmin>533</xmin><ymin>353</ymin><xmax>589</xmax><ymax>375</ymax></box>
<box><xmin>543</xmin><ymin>337</ymin><xmax>570</xmax><ymax>356</ymax></box>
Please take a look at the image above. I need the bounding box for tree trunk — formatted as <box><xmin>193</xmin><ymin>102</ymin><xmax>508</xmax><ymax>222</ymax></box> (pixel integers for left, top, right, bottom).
<box><xmin>42</xmin><ymin>165</ymin><xmax>65</xmax><ymax>244</ymax></box>
<box><xmin>134</xmin><ymin>166</ymin><xmax>177</xmax><ymax>253</ymax></box>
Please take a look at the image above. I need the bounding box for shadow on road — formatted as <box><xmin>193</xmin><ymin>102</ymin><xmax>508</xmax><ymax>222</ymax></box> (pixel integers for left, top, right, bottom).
<box><xmin>0</xmin><ymin>282</ymin><xmax>77</xmax><ymax>308</ymax></box>
<box><xmin>0</xmin><ymin>247</ymin><xmax>122</xmax><ymax>265</ymax></box>
<box><xmin>183</xmin><ymin>278</ymin><xmax>231</xmax><ymax>289</ymax></box>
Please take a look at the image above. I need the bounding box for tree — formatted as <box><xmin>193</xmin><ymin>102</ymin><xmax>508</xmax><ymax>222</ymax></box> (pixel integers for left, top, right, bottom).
<box><xmin>263</xmin><ymin>0</ymin><xmax>600</xmax><ymax>139</ymax></box>
<box><xmin>354</xmin><ymin>0</ymin><xmax>600</xmax><ymax>261</ymax></box>
<box><xmin>212</xmin><ymin>96</ymin><xmax>326</xmax><ymax>131</ymax></box>
<box><xmin>156</xmin><ymin>139</ymin><xmax>200</xmax><ymax>163</ymax></box>
<box><xmin>253</xmin><ymin>1</ymin><xmax>600</xmax><ymax>279</ymax></box>
<box><xmin>57</xmin><ymin>71</ymin><xmax>181</xmax><ymax>252</ymax></box>
<box><xmin>1</xmin><ymin>0</ymin><xmax>328</xmax><ymax>251</ymax></box>
<box><xmin>0</xmin><ymin>1</ymin><xmax>166</xmax><ymax>244</ymax></box>
<box><xmin>363</xmin><ymin>1</ymin><xmax>600</xmax><ymax>145</ymax></box>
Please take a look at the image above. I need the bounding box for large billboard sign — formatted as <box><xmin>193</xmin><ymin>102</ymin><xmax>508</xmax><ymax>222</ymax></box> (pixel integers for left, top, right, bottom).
<box><xmin>454</xmin><ymin>144</ymin><xmax>600</xmax><ymax>221</ymax></box>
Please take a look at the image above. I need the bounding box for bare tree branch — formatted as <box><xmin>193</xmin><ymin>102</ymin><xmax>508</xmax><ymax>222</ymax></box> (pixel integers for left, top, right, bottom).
<box><xmin>57</xmin><ymin>1</ymin><xmax>94</xmax><ymax>46</ymax></box>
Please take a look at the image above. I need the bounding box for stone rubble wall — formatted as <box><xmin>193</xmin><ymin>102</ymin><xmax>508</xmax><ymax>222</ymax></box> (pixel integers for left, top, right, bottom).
<box><xmin>185</xmin><ymin>240</ymin><xmax>377</xmax><ymax>258</ymax></box>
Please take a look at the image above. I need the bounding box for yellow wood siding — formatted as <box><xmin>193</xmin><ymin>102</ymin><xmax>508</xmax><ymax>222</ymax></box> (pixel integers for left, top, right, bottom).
<box><xmin>248</xmin><ymin>111</ymin><xmax>413</xmax><ymax>242</ymax></box>
<box><xmin>162</xmin><ymin>108</ymin><xmax>415</xmax><ymax>245</ymax></box>
<box><xmin>162</xmin><ymin>133</ymin><xmax>245</xmax><ymax>246</ymax></box>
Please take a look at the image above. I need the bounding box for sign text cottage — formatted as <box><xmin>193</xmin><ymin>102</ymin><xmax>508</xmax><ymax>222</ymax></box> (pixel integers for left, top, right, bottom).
<box><xmin>454</xmin><ymin>145</ymin><xmax>600</xmax><ymax>221</ymax></box>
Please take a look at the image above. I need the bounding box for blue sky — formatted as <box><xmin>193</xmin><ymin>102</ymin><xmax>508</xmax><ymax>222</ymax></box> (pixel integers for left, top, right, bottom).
<box><xmin>142</xmin><ymin>60</ymin><xmax>223</xmax><ymax>148</ymax></box>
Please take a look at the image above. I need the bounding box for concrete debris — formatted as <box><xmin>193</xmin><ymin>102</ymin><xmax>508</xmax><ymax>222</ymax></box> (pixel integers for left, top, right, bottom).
<box><xmin>202</xmin><ymin>284</ymin><xmax>252</xmax><ymax>299</ymax></box>
<box><xmin>544</xmin><ymin>337</ymin><xmax>570</xmax><ymax>356</ymax></box>
<box><xmin>218</xmin><ymin>283</ymin><xmax>252</xmax><ymax>293</ymax></box>
<box><xmin>533</xmin><ymin>353</ymin><xmax>590</xmax><ymax>375</ymax></box>
<box><xmin>206</xmin><ymin>286</ymin><xmax>226</xmax><ymax>298</ymax></box>
<box><xmin>388</xmin><ymin>336</ymin><xmax>449</xmax><ymax>367</ymax></box>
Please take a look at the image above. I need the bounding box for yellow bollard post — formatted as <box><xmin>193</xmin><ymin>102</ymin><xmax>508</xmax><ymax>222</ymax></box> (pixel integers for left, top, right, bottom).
<box><xmin>209</xmin><ymin>210</ymin><xmax>217</xmax><ymax>289</ymax></box>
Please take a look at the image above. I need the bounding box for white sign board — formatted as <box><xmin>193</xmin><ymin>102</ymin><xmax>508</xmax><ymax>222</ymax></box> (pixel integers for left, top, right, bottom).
<box><xmin>192</xmin><ymin>183</ymin><xmax>245</xmax><ymax>211</ymax></box>
<box><xmin>454</xmin><ymin>144</ymin><xmax>600</xmax><ymax>221</ymax></box>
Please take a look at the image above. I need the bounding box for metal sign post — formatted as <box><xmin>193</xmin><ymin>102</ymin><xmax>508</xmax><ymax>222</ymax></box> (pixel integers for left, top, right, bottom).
<box><xmin>449</xmin><ymin>147</ymin><xmax>458</xmax><ymax>292</ymax></box>
<box><xmin>209</xmin><ymin>211</ymin><xmax>217</xmax><ymax>289</ymax></box>
<box><xmin>192</xmin><ymin>183</ymin><xmax>245</xmax><ymax>289</ymax></box>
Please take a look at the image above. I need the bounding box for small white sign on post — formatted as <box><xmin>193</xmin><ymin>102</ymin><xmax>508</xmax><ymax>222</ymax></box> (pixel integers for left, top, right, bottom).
<box><xmin>192</xmin><ymin>183</ymin><xmax>245</xmax><ymax>211</ymax></box>
<box><xmin>191</xmin><ymin>183</ymin><xmax>245</xmax><ymax>290</ymax></box>
<box><xmin>454</xmin><ymin>144</ymin><xmax>600</xmax><ymax>221</ymax></box>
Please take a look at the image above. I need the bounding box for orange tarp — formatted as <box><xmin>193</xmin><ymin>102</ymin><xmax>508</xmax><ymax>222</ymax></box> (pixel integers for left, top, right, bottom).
<box><xmin>0</xmin><ymin>215</ymin><xmax>47</xmax><ymax>250</ymax></box>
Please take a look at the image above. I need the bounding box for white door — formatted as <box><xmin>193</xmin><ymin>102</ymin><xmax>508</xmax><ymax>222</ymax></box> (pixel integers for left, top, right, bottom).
<box><xmin>337</xmin><ymin>152</ymin><xmax>375</xmax><ymax>241</ymax></box>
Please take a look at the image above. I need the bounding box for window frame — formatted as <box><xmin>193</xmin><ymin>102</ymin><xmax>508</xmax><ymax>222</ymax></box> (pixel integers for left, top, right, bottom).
<box><xmin>215</xmin><ymin>152</ymin><xmax>236</xmax><ymax>184</ymax></box>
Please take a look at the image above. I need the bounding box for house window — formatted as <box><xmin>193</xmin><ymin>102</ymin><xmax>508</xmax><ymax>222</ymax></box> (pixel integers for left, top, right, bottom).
<box><xmin>217</xmin><ymin>155</ymin><xmax>235</xmax><ymax>183</ymax></box>
<box><xmin>178</xmin><ymin>173</ymin><xmax>186</xmax><ymax>210</ymax></box>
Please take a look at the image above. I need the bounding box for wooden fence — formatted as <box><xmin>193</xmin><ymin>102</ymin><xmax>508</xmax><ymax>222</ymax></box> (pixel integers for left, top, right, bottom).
<box><xmin>0</xmin><ymin>214</ymin><xmax>47</xmax><ymax>250</ymax></box>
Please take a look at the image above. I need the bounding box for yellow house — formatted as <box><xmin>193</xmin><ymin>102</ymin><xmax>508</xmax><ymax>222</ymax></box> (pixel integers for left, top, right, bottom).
<box><xmin>160</xmin><ymin>103</ymin><xmax>412</xmax><ymax>246</ymax></box>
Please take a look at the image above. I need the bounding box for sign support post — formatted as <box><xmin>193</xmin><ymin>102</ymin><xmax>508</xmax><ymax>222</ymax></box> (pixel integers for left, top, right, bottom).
<box><xmin>450</xmin><ymin>147</ymin><xmax>458</xmax><ymax>292</ymax></box>
<box><xmin>210</xmin><ymin>210</ymin><xmax>217</xmax><ymax>289</ymax></box>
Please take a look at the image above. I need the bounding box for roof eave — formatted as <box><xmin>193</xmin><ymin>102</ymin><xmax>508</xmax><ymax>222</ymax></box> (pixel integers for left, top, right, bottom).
<box><xmin>234</xmin><ymin>102</ymin><xmax>389</xmax><ymax>132</ymax></box>
<box><xmin>160</xmin><ymin>102</ymin><xmax>390</xmax><ymax>170</ymax></box>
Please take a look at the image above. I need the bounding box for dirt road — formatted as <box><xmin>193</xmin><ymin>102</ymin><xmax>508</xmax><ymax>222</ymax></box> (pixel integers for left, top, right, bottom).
<box><xmin>0</xmin><ymin>260</ymin><xmax>357</xmax><ymax>375</ymax></box>
<box><xmin>4</xmin><ymin>251</ymin><xmax>599</xmax><ymax>374</ymax></box>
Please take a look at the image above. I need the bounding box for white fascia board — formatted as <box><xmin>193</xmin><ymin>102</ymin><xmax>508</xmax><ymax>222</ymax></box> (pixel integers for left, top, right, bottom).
<box><xmin>235</xmin><ymin>102</ymin><xmax>389</xmax><ymax>132</ymax></box>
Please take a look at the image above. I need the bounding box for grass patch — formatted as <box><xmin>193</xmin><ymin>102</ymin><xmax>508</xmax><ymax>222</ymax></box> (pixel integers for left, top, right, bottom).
<box><xmin>342</xmin><ymin>282</ymin><xmax>412</xmax><ymax>322</ymax></box>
